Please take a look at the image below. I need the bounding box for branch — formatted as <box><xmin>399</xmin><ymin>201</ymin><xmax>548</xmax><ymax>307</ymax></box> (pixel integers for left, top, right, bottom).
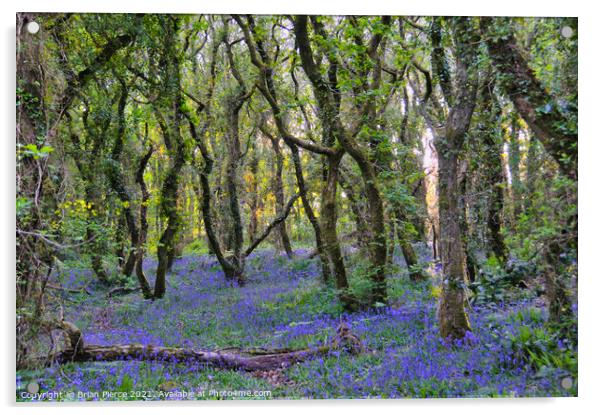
<box><xmin>127</xmin><ymin>64</ymin><xmax>206</xmax><ymax>110</ymax></box>
<box><xmin>411</xmin><ymin>59</ymin><xmax>432</xmax><ymax>103</ymax></box>
<box><xmin>244</xmin><ymin>193</ymin><xmax>300</xmax><ymax>257</ymax></box>
<box><xmin>17</xmin><ymin>229</ymin><xmax>97</xmax><ymax>250</ymax></box>
<box><xmin>401</xmin><ymin>17</ymin><xmax>427</xmax><ymax>33</ymax></box>
<box><xmin>480</xmin><ymin>17</ymin><xmax>577</xmax><ymax>180</ymax></box>
<box><xmin>59</xmin><ymin>32</ymin><xmax>135</xmax><ymax>116</ymax></box>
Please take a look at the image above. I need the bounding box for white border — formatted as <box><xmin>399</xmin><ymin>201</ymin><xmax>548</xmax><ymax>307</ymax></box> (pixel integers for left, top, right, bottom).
<box><xmin>2</xmin><ymin>1</ymin><xmax>600</xmax><ymax>414</ymax></box>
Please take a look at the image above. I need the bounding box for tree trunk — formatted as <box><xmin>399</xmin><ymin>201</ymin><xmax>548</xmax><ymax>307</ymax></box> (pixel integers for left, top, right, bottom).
<box><xmin>481</xmin><ymin>87</ymin><xmax>508</xmax><ymax>263</ymax></box>
<box><xmin>395</xmin><ymin>208</ymin><xmax>428</xmax><ymax>281</ymax></box>
<box><xmin>433</xmin><ymin>17</ymin><xmax>479</xmax><ymax>340</ymax></box>
<box><xmin>508</xmin><ymin>117</ymin><xmax>524</xmax><ymax>222</ymax></box>
<box><xmin>338</xmin><ymin>173</ymin><xmax>370</xmax><ymax>254</ymax></box>
<box><xmin>106</xmin><ymin>83</ymin><xmax>141</xmax><ymax>279</ymax></box>
<box><xmin>154</xmin><ymin>16</ymin><xmax>184</xmax><ymax>299</ymax></box>
<box><xmin>480</xmin><ymin>17</ymin><xmax>577</xmax><ymax>181</ymax></box>
<box><xmin>222</xmin><ymin>100</ymin><xmax>247</xmax><ymax>284</ymax></box>
<box><xmin>236</xmin><ymin>15</ymin><xmax>343</xmax><ymax>294</ymax></box>
<box><xmin>66</xmin><ymin>108</ymin><xmax>111</xmax><ymax>285</ymax></box>
<box><xmin>268</xmin><ymin>133</ymin><xmax>294</xmax><ymax>258</ymax></box>
<box><xmin>294</xmin><ymin>15</ymin><xmax>388</xmax><ymax>306</ymax></box>
<box><xmin>543</xmin><ymin>241</ymin><xmax>574</xmax><ymax>333</ymax></box>
<box><xmin>16</xmin><ymin>13</ymin><xmax>53</xmax><ymax>311</ymax></box>
<box><xmin>438</xmin><ymin>162</ymin><xmax>472</xmax><ymax>339</ymax></box>
<box><xmin>431</xmin><ymin>222</ymin><xmax>439</xmax><ymax>261</ymax></box>
<box><xmin>247</xmin><ymin>143</ymin><xmax>260</xmax><ymax>245</ymax></box>
<box><xmin>134</xmin><ymin>139</ymin><xmax>154</xmax><ymax>299</ymax></box>
<box><xmin>186</xmin><ymin>113</ymin><xmax>292</xmax><ymax>284</ymax></box>
<box><xmin>290</xmin><ymin>146</ymin><xmax>331</xmax><ymax>283</ymax></box>
<box><xmin>321</xmin><ymin>153</ymin><xmax>356</xmax><ymax>311</ymax></box>
<box><xmin>85</xmin><ymin>183</ymin><xmax>110</xmax><ymax>285</ymax></box>
<box><xmin>195</xmin><ymin>143</ymin><xmax>239</xmax><ymax>281</ymax></box>
<box><xmin>341</xmin><ymin>140</ymin><xmax>389</xmax><ymax>306</ymax></box>
<box><xmin>458</xmin><ymin>168</ymin><xmax>478</xmax><ymax>283</ymax></box>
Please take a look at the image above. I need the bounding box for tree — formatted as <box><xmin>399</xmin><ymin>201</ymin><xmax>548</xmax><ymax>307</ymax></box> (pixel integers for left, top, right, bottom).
<box><xmin>153</xmin><ymin>16</ymin><xmax>186</xmax><ymax>298</ymax></box>
<box><xmin>478</xmin><ymin>80</ymin><xmax>508</xmax><ymax>263</ymax></box>
<box><xmin>293</xmin><ymin>15</ymin><xmax>389</xmax><ymax>305</ymax></box>
<box><xmin>234</xmin><ymin>15</ymin><xmax>351</xmax><ymax>306</ymax></box>
<box><xmin>430</xmin><ymin>17</ymin><xmax>481</xmax><ymax>340</ymax></box>
<box><xmin>480</xmin><ymin>17</ymin><xmax>577</xmax><ymax>181</ymax></box>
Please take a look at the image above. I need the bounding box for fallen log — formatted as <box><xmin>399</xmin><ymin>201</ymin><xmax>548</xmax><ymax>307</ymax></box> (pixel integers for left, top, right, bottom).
<box><xmin>53</xmin><ymin>343</ymin><xmax>333</xmax><ymax>371</ymax></box>
<box><xmin>50</xmin><ymin>321</ymin><xmax>367</xmax><ymax>371</ymax></box>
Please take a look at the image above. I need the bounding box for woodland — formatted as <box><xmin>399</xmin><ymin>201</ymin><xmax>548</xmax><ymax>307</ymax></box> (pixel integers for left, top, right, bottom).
<box><xmin>16</xmin><ymin>13</ymin><xmax>577</xmax><ymax>399</ymax></box>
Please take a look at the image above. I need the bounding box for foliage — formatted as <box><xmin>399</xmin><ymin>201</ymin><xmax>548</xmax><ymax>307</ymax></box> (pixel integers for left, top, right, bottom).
<box><xmin>468</xmin><ymin>257</ymin><xmax>540</xmax><ymax>306</ymax></box>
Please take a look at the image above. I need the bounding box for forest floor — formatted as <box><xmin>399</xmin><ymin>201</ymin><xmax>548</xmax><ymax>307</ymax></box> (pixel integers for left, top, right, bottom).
<box><xmin>16</xmin><ymin>248</ymin><xmax>577</xmax><ymax>400</ymax></box>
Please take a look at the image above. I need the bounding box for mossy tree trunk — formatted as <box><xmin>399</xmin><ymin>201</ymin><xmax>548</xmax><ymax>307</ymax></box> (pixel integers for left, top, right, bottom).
<box><xmin>247</xmin><ymin>142</ymin><xmax>260</xmax><ymax>245</ymax></box>
<box><xmin>321</xmin><ymin>152</ymin><xmax>356</xmax><ymax>310</ymax></box>
<box><xmin>105</xmin><ymin>81</ymin><xmax>142</xmax><ymax>278</ymax></box>
<box><xmin>221</xmin><ymin>31</ymin><xmax>256</xmax><ymax>285</ymax></box>
<box><xmin>481</xmin><ymin>86</ymin><xmax>508</xmax><ymax>264</ymax></box>
<box><xmin>481</xmin><ymin>17</ymin><xmax>577</xmax><ymax>181</ymax></box>
<box><xmin>507</xmin><ymin>116</ymin><xmax>524</xmax><ymax>223</ymax></box>
<box><xmin>223</xmin><ymin>99</ymin><xmax>246</xmax><ymax>284</ymax></box>
<box><xmin>134</xmin><ymin>128</ymin><xmax>154</xmax><ymax>299</ymax></box>
<box><xmin>153</xmin><ymin>16</ymin><xmax>185</xmax><ymax>299</ymax></box>
<box><xmin>432</xmin><ymin>17</ymin><xmax>480</xmax><ymax>340</ymax></box>
<box><xmin>338</xmin><ymin>172</ymin><xmax>371</xmax><ymax>254</ymax></box>
<box><xmin>66</xmin><ymin>109</ymin><xmax>112</xmax><ymax>285</ymax></box>
<box><xmin>396</xmin><ymin>208</ymin><xmax>428</xmax><ymax>281</ymax></box>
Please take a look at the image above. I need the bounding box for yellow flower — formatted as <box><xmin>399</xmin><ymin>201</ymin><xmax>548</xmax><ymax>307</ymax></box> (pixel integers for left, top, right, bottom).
<box><xmin>430</xmin><ymin>286</ymin><xmax>442</xmax><ymax>299</ymax></box>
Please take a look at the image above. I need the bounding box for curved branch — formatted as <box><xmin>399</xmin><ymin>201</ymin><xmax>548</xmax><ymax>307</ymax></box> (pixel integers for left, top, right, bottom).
<box><xmin>244</xmin><ymin>193</ymin><xmax>300</xmax><ymax>257</ymax></box>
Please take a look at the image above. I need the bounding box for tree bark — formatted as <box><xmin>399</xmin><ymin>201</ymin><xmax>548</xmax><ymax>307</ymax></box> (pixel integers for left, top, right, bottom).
<box><xmin>268</xmin><ymin>133</ymin><xmax>294</xmax><ymax>258</ymax></box>
<box><xmin>480</xmin><ymin>17</ymin><xmax>577</xmax><ymax>181</ymax></box>
<box><xmin>433</xmin><ymin>17</ymin><xmax>480</xmax><ymax>340</ymax></box>
<box><xmin>190</xmin><ymin>121</ymin><xmax>240</xmax><ymax>282</ymax></box>
<box><xmin>458</xmin><ymin>173</ymin><xmax>478</xmax><ymax>283</ymax></box>
<box><xmin>543</xmin><ymin>241</ymin><xmax>574</xmax><ymax>334</ymax></box>
<box><xmin>106</xmin><ymin>82</ymin><xmax>142</xmax><ymax>278</ymax></box>
<box><xmin>154</xmin><ymin>16</ymin><xmax>185</xmax><ymax>299</ymax></box>
<box><xmin>508</xmin><ymin>116</ymin><xmax>524</xmax><ymax>222</ymax></box>
<box><xmin>289</xmin><ymin>145</ymin><xmax>331</xmax><ymax>283</ymax></box>
<box><xmin>247</xmin><ymin>143</ymin><xmax>260</xmax><ymax>245</ymax></box>
<box><xmin>134</xmin><ymin>135</ymin><xmax>154</xmax><ymax>299</ymax></box>
<box><xmin>338</xmin><ymin>172</ymin><xmax>370</xmax><ymax>253</ymax></box>
<box><xmin>321</xmin><ymin>152</ymin><xmax>357</xmax><ymax>311</ymax></box>
<box><xmin>48</xmin><ymin>322</ymin><xmax>367</xmax><ymax>371</ymax></box>
<box><xmin>395</xmin><ymin>208</ymin><xmax>428</xmax><ymax>281</ymax></box>
<box><xmin>85</xmin><ymin>184</ymin><xmax>110</xmax><ymax>285</ymax></box>
<box><xmin>481</xmin><ymin>87</ymin><xmax>508</xmax><ymax>263</ymax></box>
<box><xmin>224</xmin><ymin>101</ymin><xmax>246</xmax><ymax>284</ymax></box>
<box><xmin>66</xmin><ymin>110</ymin><xmax>111</xmax><ymax>285</ymax></box>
